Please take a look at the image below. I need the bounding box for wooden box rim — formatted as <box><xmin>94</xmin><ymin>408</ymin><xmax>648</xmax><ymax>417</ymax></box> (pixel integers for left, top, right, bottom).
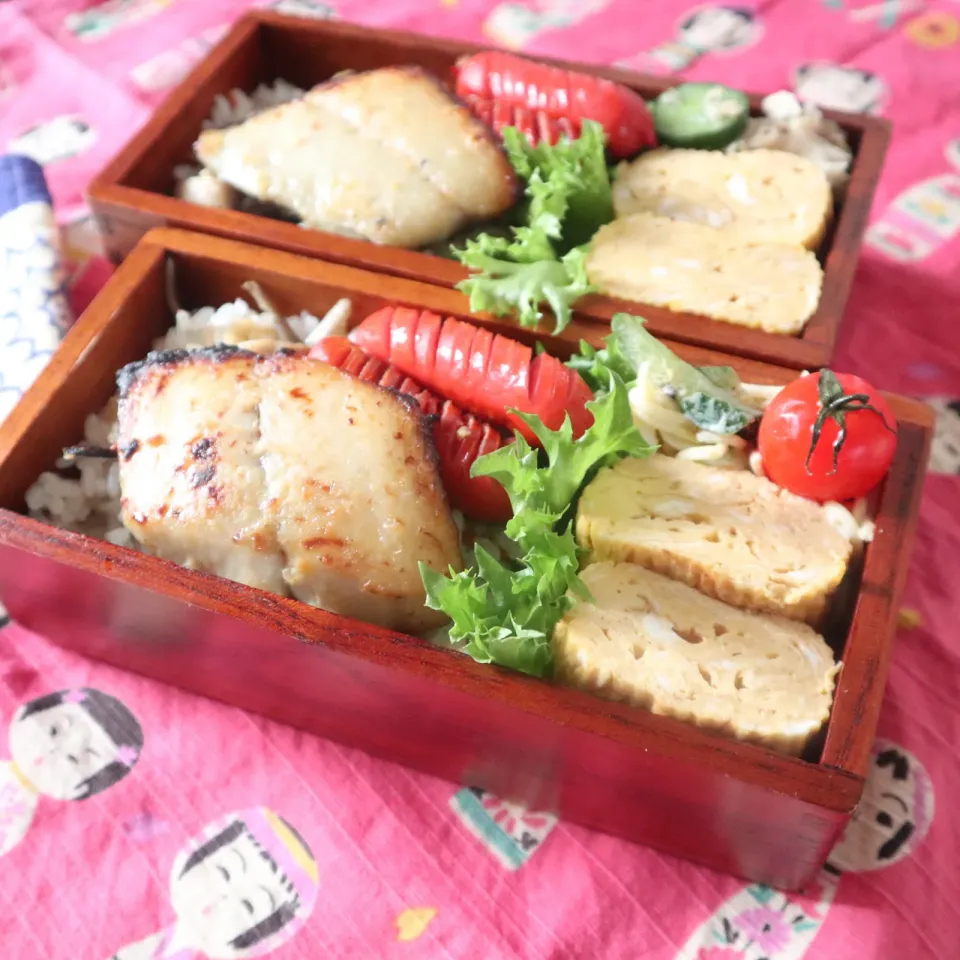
<box><xmin>87</xmin><ymin>11</ymin><xmax>892</xmax><ymax>371</ymax></box>
<box><xmin>0</xmin><ymin>227</ymin><xmax>930</xmax><ymax>817</ymax></box>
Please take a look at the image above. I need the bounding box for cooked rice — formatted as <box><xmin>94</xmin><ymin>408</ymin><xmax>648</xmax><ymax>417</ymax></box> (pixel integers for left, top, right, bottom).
<box><xmin>25</xmin><ymin>402</ymin><xmax>131</xmax><ymax>546</ymax></box>
<box><xmin>204</xmin><ymin>79</ymin><xmax>305</xmax><ymax>131</ymax></box>
<box><xmin>156</xmin><ymin>300</ymin><xmax>296</xmax><ymax>350</ymax></box>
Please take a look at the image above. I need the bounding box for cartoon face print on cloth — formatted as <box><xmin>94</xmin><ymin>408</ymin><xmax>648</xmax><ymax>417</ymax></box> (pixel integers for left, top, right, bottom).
<box><xmin>0</xmin><ymin>155</ymin><xmax>74</xmax><ymax>424</ymax></box>
<box><xmin>617</xmin><ymin>5</ymin><xmax>763</xmax><ymax>75</ymax></box>
<box><xmin>793</xmin><ymin>62</ymin><xmax>888</xmax><ymax>115</ymax></box>
<box><xmin>866</xmin><ymin>139</ymin><xmax>960</xmax><ymax>262</ymax></box>
<box><xmin>672</xmin><ymin>739</ymin><xmax>935</xmax><ymax>959</ymax></box>
<box><xmin>678</xmin><ymin>4</ymin><xmax>760</xmax><ymax>51</ymax></box>
<box><xmin>260</xmin><ymin>0</ymin><xmax>337</xmax><ymax>18</ymax></box>
<box><xmin>8</xmin><ymin>116</ymin><xmax>97</xmax><ymax>166</ymax></box>
<box><xmin>450</xmin><ymin>787</ymin><xmax>558</xmax><ymax>870</ymax></box>
<box><xmin>482</xmin><ymin>1</ymin><xmax>611</xmax><ymax>49</ymax></box>
<box><xmin>0</xmin><ymin>687</ymin><xmax>143</xmax><ymax>857</ymax></box>
<box><xmin>925</xmin><ymin>398</ymin><xmax>960</xmax><ymax>475</ymax></box>
<box><xmin>110</xmin><ymin>807</ymin><xmax>319</xmax><ymax>960</ymax></box>
<box><xmin>64</xmin><ymin>0</ymin><xmax>177</xmax><ymax>42</ymax></box>
<box><xmin>829</xmin><ymin>739</ymin><xmax>935</xmax><ymax>871</ymax></box>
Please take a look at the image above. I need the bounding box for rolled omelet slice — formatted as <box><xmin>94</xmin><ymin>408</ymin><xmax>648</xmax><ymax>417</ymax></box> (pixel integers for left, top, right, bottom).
<box><xmin>586</xmin><ymin>213</ymin><xmax>823</xmax><ymax>335</ymax></box>
<box><xmin>554</xmin><ymin>562</ymin><xmax>839</xmax><ymax>756</ymax></box>
<box><xmin>576</xmin><ymin>454</ymin><xmax>852</xmax><ymax>626</ymax></box>
<box><xmin>612</xmin><ymin>148</ymin><xmax>833</xmax><ymax>249</ymax></box>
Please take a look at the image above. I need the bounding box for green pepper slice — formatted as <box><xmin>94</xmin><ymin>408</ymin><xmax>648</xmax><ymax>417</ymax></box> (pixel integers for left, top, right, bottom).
<box><xmin>651</xmin><ymin>82</ymin><xmax>751</xmax><ymax>150</ymax></box>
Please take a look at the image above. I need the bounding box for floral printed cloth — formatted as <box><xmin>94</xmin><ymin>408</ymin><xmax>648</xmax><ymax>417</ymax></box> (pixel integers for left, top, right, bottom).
<box><xmin>1</xmin><ymin>1</ymin><xmax>959</xmax><ymax>958</ymax></box>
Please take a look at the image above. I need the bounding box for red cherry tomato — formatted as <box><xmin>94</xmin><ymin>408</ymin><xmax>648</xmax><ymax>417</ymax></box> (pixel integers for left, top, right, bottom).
<box><xmin>758</xmin><ymin>370</ymin><xmax>898</xmax><ymax>503</ymax></box>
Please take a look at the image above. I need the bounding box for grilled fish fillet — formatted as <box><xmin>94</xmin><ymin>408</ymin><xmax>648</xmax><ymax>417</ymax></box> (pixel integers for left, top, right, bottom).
<box><xmin>554</xmin><ymin>562</ymin><xmax>839</xmax><ymax>756</ymax></box>
<box><xmin>194</xmin><ymin>67</ymin><xmax>518</xmax><ymax>249</ymax></box>
<box><xmin>576</xmin><ymin>454</ymin><xmax>853</xmax><ymax>625</ymax></box>
<box><xmin>586</xmin><ymin>213</ymin><xmax>823</xmax><ymax>335</ymax></box>
<box><xmin>116</xmin><ymin>346</ymin><xmax>462</xmax><ymax>634</ymax></box>
<box><xmin>612</xmin><ymin>148</ymin><xmax>833</xmax><ymax>249</ymax></box>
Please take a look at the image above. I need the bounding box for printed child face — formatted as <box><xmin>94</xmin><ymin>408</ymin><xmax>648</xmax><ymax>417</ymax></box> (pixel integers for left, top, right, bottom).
<box><xmin>795</xmin><ymin>65</ymin><xmax>884</xmax><ymax>114</ymax></box>
<box><xmin>267</xmin><ymin>0</ymin><xmax>335</xmax><ymax>16</ymax></box>
<box><xmin>171</xmin><ymin>830</ymin><xmax>294</xmax><ymax>959</ymax></box>
<box><xmin>945</xmin><ymin>138</ymin><xmax>960</xmax><ymax>173</ymax></box>
<box><xmin>829</xmin><ymin>742</ymin><xmax>934</xmax><ymax>872</ymax></box>
<box><xmin>680</xmin><ymin>7</ymin><xmax>754</xmax><ymax>52</ymax></box>
<box><xmin>9</xmin><ymin>701</ymin><xmax>118</xmax><ymax>801</ymax></box>
<box><xmin>928</xmin><ymin>398</ymin><xmax>960</xmax><ymax>475</ymax></box>
<box><xmin>7</xmin><ymin>117</ymin><xmax>96</xmax><ymax>166</ymax></box>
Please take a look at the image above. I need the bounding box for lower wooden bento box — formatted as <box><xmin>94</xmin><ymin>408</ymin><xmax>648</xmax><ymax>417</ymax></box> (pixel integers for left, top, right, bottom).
<box><xmin>0</xmin><ymin>229</ymin><xmax>930</xmax><ymax>891</ymax></box>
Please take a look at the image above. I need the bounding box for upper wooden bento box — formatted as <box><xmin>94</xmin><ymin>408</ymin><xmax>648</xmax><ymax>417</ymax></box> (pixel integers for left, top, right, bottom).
<box><xmin>87</xmin><ymin>11</ymin><xmax>891</xmax><ymax>371</ymax></box>
<box><xmin>0</xmin><ymin>229</ymin><xmax>929</xmax><ymax>892</ymax></box>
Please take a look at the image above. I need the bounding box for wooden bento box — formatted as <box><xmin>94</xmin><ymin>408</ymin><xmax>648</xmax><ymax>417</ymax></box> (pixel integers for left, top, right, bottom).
<box><xmin>87</xmin><ymin>11</ymin><xmax>891</xmax><ymax>371</ymax></box>
<box><xmin>0</xmin><ymin>229</ymin><xmax>929</xmax><ymax>891</ymax></box>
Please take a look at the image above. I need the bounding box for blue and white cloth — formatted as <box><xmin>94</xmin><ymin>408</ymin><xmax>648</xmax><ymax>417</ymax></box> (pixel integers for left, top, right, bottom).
<box><xmin>0</xmin><ymin>155</ymin><xmax>72</xmax><ymax>424</ymax></box>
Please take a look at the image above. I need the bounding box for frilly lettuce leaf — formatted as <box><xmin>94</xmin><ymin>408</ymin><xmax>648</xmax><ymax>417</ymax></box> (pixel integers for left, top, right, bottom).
<box><xmin>565</xmin><ymin>332</ymin><xmax>637</xmax><ymax>393</ymax></box>
<box><xmin>420</xmin><ymin>375</ymin><xmax>653</xmax><ymax>678</ymax></box>
<box><xmin>453</xmin><ymin>120</ymin><xmax>612</xmax><ymax>334</ymax></box>
<box><xmin>474</xmin><ymin>372</ymin><xmax>650</xmax><ymax>525</ymax></box>
<box><xmin>503</xmin><ymin>121</ymin><xmax>613</xmax><ymax>249</ymax></box>
<box><xmin>457</xmin><ymin>242</ymin><xmax>592</xmax><ymax>332</ymax></box>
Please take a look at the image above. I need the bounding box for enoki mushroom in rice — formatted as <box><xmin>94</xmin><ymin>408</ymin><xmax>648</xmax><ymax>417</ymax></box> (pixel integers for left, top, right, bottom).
<box><xmin>627</xmin><ymin>364</ymin><xmax>871</xmax><ymax>546</ymax></box>
<box><xmin>626</xmin><ymin>363</ymin><xmax>764</xmax><ymax>469</ymax></box>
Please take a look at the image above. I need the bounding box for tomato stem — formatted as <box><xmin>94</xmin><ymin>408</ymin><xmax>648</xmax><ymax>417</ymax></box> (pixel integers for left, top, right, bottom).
<box><xmin>805</xmin><ymin>370</ymin><xmax>896</xmax><ymax>476</ymax></box>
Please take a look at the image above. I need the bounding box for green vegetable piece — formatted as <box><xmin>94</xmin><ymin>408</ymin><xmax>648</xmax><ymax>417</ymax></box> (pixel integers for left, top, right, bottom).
<box><xmin>566</xmin><ymin>339</ymin><xmax>635</xmax><ymax>394</ymax></box>
<box><xmin>567</xmin><ymin>313</ymin><xmax>762</xmax><ymax>434</ymax></box>
<box><xmin>474</xmin><ymin>373</ymin><xmax>652</xmax><ymax>522</ymax></box>
<box><xmin>698</xmin><ymin>365</ymin><xmax>742</xmax><ymax>392</ymax></box>
<box><xmin>679</xmin><ymin>393</ymin><xmax>752</xmax><ymax>435</ymax></box>
<box><xmin>452</xmin><ymin>120</ymin><xmax>613</xmax><ymax>334</ymax></box>
<box><xmin>422</xmin><ymin>221</ymin><xmax>516</xmax><ymax>261</ymax></box>
<box><xmin>504</xmin><ymin>121</ymin><xmax>614</xmax><ymax>250</ymax></box>
<box><xmin>420</xmin><ymin>546</ymin><xmax>558</xmax><ymax>678</ymax></box>
<box><xmin>652</xmin><ymin>82</ymin><xmax>750</xmax><ymax>150</ymax></box>
<box><xmin>609</xmin><ymin>313</ymin><xmax>760</xmax><ymax>427</ymax></box>
<box><xmin>420</xmin><ymin>375</ymin><xmax>652</xmax><ymax>678</ymax></box>
<box><xmin>456</xmin><ymin>241</ymin><xmax>592</xmax><ymax>332</ymax></box>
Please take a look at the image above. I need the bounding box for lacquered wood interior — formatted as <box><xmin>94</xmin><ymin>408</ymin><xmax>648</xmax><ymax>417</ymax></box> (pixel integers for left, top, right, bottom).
<box><xmin>87</xmin><ymin>11</ymin><xmax>891</xmax><ymax>370</ymax></box>
<box><xmin>0</xmin><ymin>230</ymin><xmax>931</xmax><ymax>886</ymax></box>
<box><xmin>0</xmin><ymin>508</ymin><xmax>862</xmax><ymax>889</ymax></box>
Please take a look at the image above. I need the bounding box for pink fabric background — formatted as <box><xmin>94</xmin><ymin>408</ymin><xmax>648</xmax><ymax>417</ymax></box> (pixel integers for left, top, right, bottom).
<box><xmin>2</xmin><ymin>1</ymin><xmax>959</xmax><ymax>957</ymax></box>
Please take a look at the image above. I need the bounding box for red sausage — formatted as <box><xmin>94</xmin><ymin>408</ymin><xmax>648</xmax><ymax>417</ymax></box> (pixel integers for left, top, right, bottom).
<box><xmin>350</xmin><ymin>308</ymin><xmax>595</xmax><ymax>443</ymax></box>
<box><xmin>310</xmin><ymin>336</ymin><xmax>440</xmax><ymax>414</ymax></box>
<box><xmin>462</xmin><ymin>95</ymin><xmax>579</xmax><ymax>150</ymax></box>
<box><xmin>455</xmin><ymin>51</ymin><xmax>657</xmax><ymax>158</ymax></box>
<box><xmin>433</xmin><ymin>402</ymin><xmax>514</xmax><ymax>524</ymax></box>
